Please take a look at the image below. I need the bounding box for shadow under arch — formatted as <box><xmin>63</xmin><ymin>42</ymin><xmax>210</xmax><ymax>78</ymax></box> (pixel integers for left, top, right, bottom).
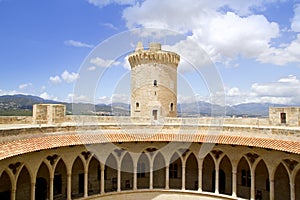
<box><xmin>105</xmin><ymin>153</ymin><xmax>118</xmax><ymax>192</ymax></box>
<box><xmin>36</xmin><ymin>162</ymin><xmax>50</xmax><ymax>200</ymax></box>
<box><xmin>274</xmin><ymin>163</ymin><xmax>290</xmax><ymax>200</ymax></box>
<box><xmin>16</xmin><ymin>165</ymin><xmax>31</xmax><ymax>200</ymax></box>
<box><xmin>72</xmin><ymin>156</ymin><xmax>85</xmax><ymax>198</ymax></box>
<box><xmin>185</xmin><ymin>152</ymin><xmax>198</xmax><ymax>190</ymax></box>
<box><xmin>137</xmin><ymin>152</ymin><xmax>150</xmax><ymax>189</ymax></box>
<box><xmin>88</xmin><ymin>156</ymin><xmax>101</xmax><ymax>195</ymax></box>
<box><xmin>54</xmin><ymin>158</ymin><xmax>67</xmax><ymax>199</ymax></box>
<box><xmin>121</xmin><ymin>152</ymin><xmax>134</xmax><ymax>190</ymax></box>
<box><xmin>237</xmin><ymin>156</ymin><xmax>250</xmax><ymax>199</ymax></box>
<box><xmin>0</xmin><ymin>170</ymin><xmax>12</xmax><ymax>200</ymax></box>
<box><xmin>169</xmin><ymin>152</ymin><xmax>182</xmax><ymax>189</ymax></box>
<box><xmin>255</xmin><ymin>159</ymin><xmax>270</xmax><ymax>200</ymax></box>
<box><xmin>202</xmin><ymin>153</ymin><xmax>215</xmax><ymax>192</ymax></box>
<box><xmin>219</xmin><ymin>155</ymin><xmax>232</xmax><ymax>195</ymax></box>
<box><xmin>153</xmin><ymin>152</ymin><xmax>166</xmax><ymax>189</ymax></box>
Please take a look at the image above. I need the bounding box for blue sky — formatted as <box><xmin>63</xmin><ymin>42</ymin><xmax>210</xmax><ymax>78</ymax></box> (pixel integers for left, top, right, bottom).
<box><xmin>0</xmin><ymin>0</ymin><xmax>300</xmax><ymax>106</ymax></box>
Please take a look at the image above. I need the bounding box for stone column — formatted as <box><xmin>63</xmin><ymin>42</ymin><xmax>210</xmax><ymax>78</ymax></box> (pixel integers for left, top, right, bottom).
<box><xmin>182</xmin><ymin>165</ymin><xmax>186</xmax><ymax>190</ymax></box>
<box><xmin>84</xmin><ymin>169</ymin><xmax>88</xmax><ymax>197</ymax></box>
<box><xmin>215</xmin><ymin>164</ymin><xmax>219</xmax><ymax>194</ymax></box>
<box><xmin>117</xmin><ymin>165</ymin><xmax>121</xmax><ymax>192</ymax></box>
<box><xmin>232</xmin><ymin>166</ymin><xmax>237</xmax><ymax>197</ymax></box>
<box><xmin>67</xmin><ymin>173</ymin><xmax>71</xmax><ymax>200</ymax></box>
<box><xmin>31</xmin><ymin>181</ymin><xmax>36</xmax><ymax>200</ymax></box>
<box><xmin>149</xmin><ymin>165</ymin><xmax>153</xmax><ymax>189</ymax></box>
<box><xmin>165</xmin><ymin>165</ymin><xmax>169</xmax><ymax>190</ymax></box>
<box><xmin>250</xmin><ymin>169</ymin><xmax>255</xmax><ymax>200</ymax></box>
<box><xmin>10</xmin><ymin>188</ymin><xmax>16</xmax><ymax>200</ymax></box>
<box><xmin>49</xmin><ymin>177</ymin><xmax>54</xmax><ymax>200</ymax></box>
<box><xmin>100</xmin><ymin>163</ymin><xmax>105</xmax><ymax>194</ymax></box>
<box><xmin>10</xmin><ymin>181</ymin><xmax>17</xmax><ymax>200</ymax></box>
<box><xmin>269</xmin><ymin>178</ymin><xmax>274</xmax><ymax>200</ymax></box>
<box><xmin>133</xmin><ymin>165</ymin><xmax>137</xmax><ymax>190</ymax></box>
<box><xmin>198</xmin><ymin>161</ymin><xmax>203</xmax><ymax>192</ymax></box>
<box><xmin>290</xmin><ymin>181</ymin><xmax>295</xmax><ymax>200</ymax></box>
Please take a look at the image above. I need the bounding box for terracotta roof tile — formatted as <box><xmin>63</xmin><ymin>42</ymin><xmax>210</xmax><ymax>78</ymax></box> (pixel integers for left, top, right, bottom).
<box><xmin>1</xmin><ymin>129</ymin><xmax>300</xmax><ymax>161</ymax></box>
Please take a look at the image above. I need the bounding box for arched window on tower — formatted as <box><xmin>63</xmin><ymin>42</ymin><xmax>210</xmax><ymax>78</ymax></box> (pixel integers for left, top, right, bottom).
<box><xmin>154</xmin><ymin>80</ymin><xmax>157</xmax><ymax>87</ymax></box>
<box><xmin>170</xmin><ymin>103</ymin><xmax>174</xmax><ymax>111</ymax></box>
<box><xmin>135</xmin><ymin>102</ymin><xmax>140</xmax><ymax>111</ymax></box>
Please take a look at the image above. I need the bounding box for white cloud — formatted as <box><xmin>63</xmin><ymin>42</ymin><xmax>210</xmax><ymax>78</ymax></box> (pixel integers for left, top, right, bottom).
<box><xmin>123</xmin><ymin>56</ymin><xmax>131</xmax><ymax>70</ymax></box>
<box><xmin>90</xmin><ymin>57</ymin><xmax>121</xmax><ymax>68</ymax></box>
<box><xmin>40</xmin><ymin>92</ymin><xmax>58</xmax><ymax>101</ymax></box>
<box><xmin>227</xmin><ymin>87</ymin><xmax>241</xmax><ymax>96</ymax></box>
<box><xmin>251</xmin><ymin>75</ymin><xmax>300</xmax><ymax>98</ymax></box>
<box><xmin>102</xmin><ymin>23</ymin><xmax>118</xmax><ymax>30</ymax></box>
<box><xmin>19</xmin><ymin>83</ymin><xmax>32</xmax><ymax>90</ymax></box>
<box><xmin>64</xmin><ymin>40</ymin><xmax>94</xmax><ymax>48</ymax></box>
<box><xmin>163</xmin><ymin>39</ymin><xmax>213</xmax><ymax>73</ymax></box>
<box><xmin>223</xmin><ymin>75</ymin><xmax>300</xmax><ymax>105</ymax></box>
<box><xmin>122</xmin><ymin>0</ymin><xmax>300</xmax><ymax>67</ymax></box>
<box><xmin>61</xmin><ymin>70</ymin><xmax>79</xmax><ymax>83</ymax></box>
<box><xmin>49</xmin><ymin>75</ymin><xmax>62</xmax><ymax>84</ymax></box>
<box><xmin>50</xmin><ymin>70</ymin><xmax>79</xmax><ymax>84</ymax></box>
<box><xmin>95</xmin><ymin>94</ymin><xmax>130</xmax><ymax>104</ymax></box>
<box><xmin>87</xmin><ymin>66</ymin><xmax>97</xmax><ymax>71</ymax></box>
<box><xmin>257</xmin><ymin>34</ymin><xmax>300</xmax><ymax>65</ymax></box>
<box><xmin>291</xmin><ymin>4</ymin><xmax>300</xmax><ymax>32</ymax></box>
<box><xmin>68</xmin><ymin>93</ymin><xmax>93</xmax><ymax>103</ymax></box>
<box><xmin>87</xmin><ymin>0</ymin><xmax>136</xmax><ymax>8</ymax></box>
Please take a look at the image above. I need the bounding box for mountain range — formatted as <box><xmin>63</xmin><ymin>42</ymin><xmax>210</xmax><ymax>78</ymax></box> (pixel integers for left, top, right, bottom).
<box><xmin>0</xmin><ymin>94</ymin><xmax>294</xmax><ymax>117</ymax></box>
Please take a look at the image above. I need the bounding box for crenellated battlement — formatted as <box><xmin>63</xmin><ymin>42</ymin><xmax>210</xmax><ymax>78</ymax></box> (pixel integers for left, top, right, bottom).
<box><xmin>128</xmin><ymin>42</ymin><xmax>180</xmax><ymax>68</ymax></box>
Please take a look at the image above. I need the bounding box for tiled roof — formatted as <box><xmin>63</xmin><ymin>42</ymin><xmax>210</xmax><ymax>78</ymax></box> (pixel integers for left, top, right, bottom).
<box><xmin>1</xmin><ymin>128</ymin><xmax>300</xmax><ymax>160</ymax></box>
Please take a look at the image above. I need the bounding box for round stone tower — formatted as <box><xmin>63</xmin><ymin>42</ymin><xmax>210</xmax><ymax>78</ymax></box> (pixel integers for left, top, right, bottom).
<box><xmin>128</xmin><ymin>42</ymin><xmax>180</xmax><ymax>119</ymax></box>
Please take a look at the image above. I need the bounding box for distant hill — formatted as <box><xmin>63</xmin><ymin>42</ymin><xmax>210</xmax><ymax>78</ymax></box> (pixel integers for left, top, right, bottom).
<box><xmin>0</xmin><ymin>94</ymin><xmax>129</xmax><ymax>116</ymax></box>
<box><xmin>0</xmin><ymin>94</ymin><xmax>58</xmax><ymax>116</ymax></box>
<box><xmin>0</xmin><ymin>94</ymin><xmax>297</xmax><ymax>117</ymax></box>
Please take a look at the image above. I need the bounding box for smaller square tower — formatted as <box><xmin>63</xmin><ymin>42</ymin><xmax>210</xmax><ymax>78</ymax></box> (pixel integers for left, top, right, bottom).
<box><xmin>33</xmin><ymin>104</ymin><xmax>66</xmax><ymax>124</ymax></box>
<box><xmin>269</xmin><ymin>107</ymin><xmax>300</xmax><ymax>126</ymax></box>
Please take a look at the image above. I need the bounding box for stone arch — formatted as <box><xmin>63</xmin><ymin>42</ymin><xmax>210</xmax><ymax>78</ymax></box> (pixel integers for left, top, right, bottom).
<box><xmin>295</xmin><ymin>166</ymin><xmax>300</xmax><ymax>200</ymax></box>
<box><xmin>54</xmin><ymin>158</ymin><xmax>67</xmax><ymax>199</ymax></box>
<box><xmin>105</xmin><ymin>153</ymin><xmax>118</xmax><ymax>192</ymax></box>
<box><xmin>219</xmin><ymin>155</ymin><xmax>232</xmax><ymax>195</ymax></box>
<box><xmin>153</xmin><ymin>152</ymin><xmax>166</xmax><ymax>188</ymax></box>
<box><xmin>0</xmin><ymin>170</ymin><xmax>12</xmax><ymax>200</ymax></box>
<box><xmin>71</xmin><ymin>156</ymin><xmax>84</xmax><ymax>198</ymax></box>
<box><xmin>274</xmin><ymin>163</ymin><xmax>290</xmax><ymax>200</ymax></box>
<box><xmin>169</xmin><ymin>152</ymin><xmax>182</xmax><ymax>189</ymax></box>
<box><xmin>202</xmin><ymin>153</ymin><xmax>214</xmax><ymax>192</ymax></box>
<box><xmin>16</xmin><ymin>165</ymin><xmax>31</xmax><ymax>200</ymax></box>
<box><xmin>137</xmin><ymin>153</ymin><xmax>150</xmax><ymax>189</ymax></box>
<box><xmin>36</xmin><ymin>162</ymin><xmax>50</xmax><ymax>200</ymax></box>
<box><xmin>88</xmin><ymin>156</ymin><xmax>100</xmax><ymax>195</ymax></box>
<box><xmin>255</xmin><ymin>159</ymin><xmax>269</xmax><ymax>200</ymax></box>
<box><xmin>237</xmin><ymin>156</ymin><xmax>251</xmax><ymax>199</ymax></box>
<box><xmin>121</xmin><ymin>152</ymin><xmax>133</xmax><ymax>190</ymax></box>
<box><xmin>185</xmin><ymin>152</ymin><xmax>198</xmax><ymax>190</ymax></box>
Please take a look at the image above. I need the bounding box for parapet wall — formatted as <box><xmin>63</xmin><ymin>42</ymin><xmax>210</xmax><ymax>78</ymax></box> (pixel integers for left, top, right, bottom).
<box><xmin>0</xmin><ymin>115</ymin><xmax>281</xmax><ymax>127</ymax></box>
<box><xmin>0</xmin><ymin>116</ymin><xmax>32</xmax><ymax>124</ymax></box>
<box><xmin>128</xmin><ymin>42</ymin><xmax>180</xmax><ymax>68</ymax></box>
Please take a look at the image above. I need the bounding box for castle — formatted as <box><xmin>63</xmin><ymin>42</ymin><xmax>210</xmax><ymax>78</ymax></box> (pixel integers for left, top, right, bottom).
<box><xmin>0</xmin><ymin>43</ymin><xmax>300</xmax><ymax>200</ymax></box>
